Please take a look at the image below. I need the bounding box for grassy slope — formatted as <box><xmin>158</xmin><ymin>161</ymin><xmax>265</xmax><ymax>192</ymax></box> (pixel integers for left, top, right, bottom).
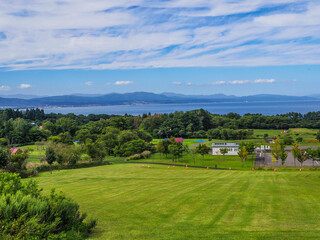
<box><xmin>120</xmin><ymin>153</ymin><xmax>256</xmax><ymax>170</ymax></box>
<box><xmin>34</xmin><ymin>164</ymin><xmax>320</xmax><ymax>240</ymax></box>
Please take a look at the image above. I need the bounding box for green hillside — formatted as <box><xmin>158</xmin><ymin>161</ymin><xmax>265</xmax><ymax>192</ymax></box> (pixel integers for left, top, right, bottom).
<box><xmin>33</xmin><ymin>164</ymin><xmax>320</xmax><ymax>240</ymax></box>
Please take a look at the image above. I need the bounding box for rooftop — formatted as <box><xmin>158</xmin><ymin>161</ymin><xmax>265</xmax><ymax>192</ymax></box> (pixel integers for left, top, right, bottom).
<box><xmin>212</xmin><ymin>143</ymin><xmax>239</xmax><ymax>147</ymax></box>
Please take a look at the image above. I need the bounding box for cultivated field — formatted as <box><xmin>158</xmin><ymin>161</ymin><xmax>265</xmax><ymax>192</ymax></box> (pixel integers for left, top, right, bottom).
<box><xmin>33</xmin><ymin>164</ymin><xmax>320</xmax><ymax>240</ymax></box>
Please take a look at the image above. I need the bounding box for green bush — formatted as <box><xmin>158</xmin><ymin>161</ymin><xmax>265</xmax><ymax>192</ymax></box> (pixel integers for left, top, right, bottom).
<box><xmin>0</xmin><ymin>172</ymin><xmax>96</xmax><ymax>239</ymax></box>
<box><xmin>0</xmin><ymin>138</ymin><xmax>8</xmax><ymax>146</ymax></box>
<box><xmin>115</xmin><ymin>139</ymin><xmax>153</xmax><ymax>157</ymax></box>
<box><xmin>141</xmin><ymin>150</ymin><xmax>151</xmax><ymax>159</ymax></box>
<box><xmin>36</xmin><ymin>161</ymin><xmax>110</xmax><ymax>173</ymax></box>
<box><xmin>127</xmin><ymin>154</ymin><xmax>143</xmax><ymax>160</ymax></box>
<box><xmin>7</xmin><ymin>150</ymin><xmax>29</xmax><ymax>174</ymax></box>
<box><xmin>281</xmin><ymin>136</ymin><xmax>294</xmax><ymax>145</ymax></box>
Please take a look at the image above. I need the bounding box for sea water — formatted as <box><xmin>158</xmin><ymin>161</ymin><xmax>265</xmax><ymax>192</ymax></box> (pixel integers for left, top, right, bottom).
<box><xmin>43</xmin><ymin>100</ymin><xmax>320</xmax><ymax>116</ymax></box>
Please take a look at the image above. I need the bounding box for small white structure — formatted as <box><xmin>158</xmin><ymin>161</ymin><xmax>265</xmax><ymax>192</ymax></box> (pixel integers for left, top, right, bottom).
<box><xmin>211</xmin><ymin>142</ymin><xmax>239</xmax><ymax>156</ymax></box>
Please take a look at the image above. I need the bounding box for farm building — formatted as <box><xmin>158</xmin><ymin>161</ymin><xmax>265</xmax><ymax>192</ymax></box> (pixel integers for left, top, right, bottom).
<box><xmin>211</xmin><ymin>142</ymin><xmax>239</xmax><ymax>155</ymax></box>
<box><xmin>9</xmin><ymin>148</ymin><xmax>22</xmax><ymax>155</ymax></box>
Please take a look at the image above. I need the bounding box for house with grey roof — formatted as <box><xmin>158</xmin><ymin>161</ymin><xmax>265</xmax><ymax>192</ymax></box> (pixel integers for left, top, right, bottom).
<box><xmin>211</xmin><ymin>142</ymin><xmax>239</xmax><ymax>156</ymax></box>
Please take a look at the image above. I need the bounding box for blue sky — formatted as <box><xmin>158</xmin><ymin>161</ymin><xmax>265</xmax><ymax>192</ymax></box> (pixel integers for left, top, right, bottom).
<box><xmin>0</xmin><ymin>0</ymin><xmax>319</xmax><ymax>96</ymax></box>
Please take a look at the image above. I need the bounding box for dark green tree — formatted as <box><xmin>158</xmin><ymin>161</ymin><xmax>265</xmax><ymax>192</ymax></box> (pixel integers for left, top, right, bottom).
<box><xmin>7</xmin><ymin>150</ymin><xmax>29</xmax><ymax>173</ymax></box>
<box><xmin>220</xmin><ymin>147</ymin><xmax>228</xmax><ymax>161</ymax></box>
<box><xmin>45</xmin><ymin>147</ymin><xmax>56</xmax><ymax>174</ymax></box>
<box><xmin>0</xmin><ymin>148</ymin><xmax>9</xmax><ymax>169</ymax></box>
<box><xmin>156</xmin><ymin>141</ymin><xmax>166</xmax><ymax>159</ymax></box>
<box><xmin>196</xmin><ymin>144</ymin><xmax>211</xmax><ymax>159</ymax></box>
<box><xmin>316</xmin><ymin>131</ymin><xmax>320</xmax><ymax>141</ymax></box>
<box><xmin>85</xmin><ymin>140</ymin><xmax>106</xmax><ymax>162</ymax></box>
<box><xmin>168</xmin><ymin>143</ymin><xmax>184</xmax><ymax>162</ymax></box>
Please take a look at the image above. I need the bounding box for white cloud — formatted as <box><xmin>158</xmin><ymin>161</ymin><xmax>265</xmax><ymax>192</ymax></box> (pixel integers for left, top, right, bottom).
<box><xmin>211</xmin><ymin>81</ymin><xmax>226</xmax><ymax>85</ymax></box>
<box><xmin>0</xmin><ymin>0</ymin><xmax>319</xmax><ymax>69</ymax></box>
<box><xmin>85</xmin><ymin>81</ymin><xmax>93</xmax><ymax>86</ymax></box>
<box><xmin>0</xmin><ymin>85</ymin><xmax>10</xmax><ymax>91</ymax></box>
<box><xmin>172</xmin><ymin>81</ymin><xmax>182</xmax><ymax>85</ymax></box>
<box><xmin>253</xmin><ymin>79</ymin><xmax>275</xmax><ymax>84</ymax></box>
<box><xmin>254</xmin><ymin>4</ymin><xmax>320</xmax><ymax>27</ymax></box>
<box><xmin>182</xmin><ymin>79</ymin><xmax>276</xmax><ymax>87</ymax></box>
<box><xmin>114</xmin><ymin>81</ymin><xmax>134</xmax><ymax>85</ymax></box>
<box><xmin>19</xmin><ymin>84</ymin><xmax>32</xmax><ymax>89</ymax></box>
<box><xmin>229</xmin><ymin>80</ymin><xmax>250</xmax><ymax>85</ymax></box>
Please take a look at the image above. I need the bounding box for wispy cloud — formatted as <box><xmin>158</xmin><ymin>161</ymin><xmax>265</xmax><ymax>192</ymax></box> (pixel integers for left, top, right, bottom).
<box><xmin>19</xmin><ymin>83</ymin><xmax>32</xmax><ymax>89</ymax></box>
<box><xmin>253</xmin><ymin>79</ymin><xmax>275</xmax><ymax>83</ymax></box>
<box><xmin>172</xmin><ymin>81</ymin><xmax>182</xmax><ymax>85</ymax></box>
<box><xmin>85</xmin><ymin>81</ymin><xmax>93</xmax><ymax>86</ymax></box>
<box><xmin>0</xmin><ymin>85</ymin><xmax>10</xmax><ymax>91</ymax></box>
<box><xmin>229</xmin><ymin>80</ymin><xmax>250</xmax><ymax>85</ymax></box>
<box><xmin>0</xmin><ymin>0</ymin><xmax>319</xmax><ymax>70</ymax></box>
<box><xmin>114</xmin><ymin>81</ymin><xmax>134</xmax><ymax>85</ymax></box>
<box><xmin>176</xmin><ymin>79</ymin><xmax>277</xmax><ymax>86</ymax></box>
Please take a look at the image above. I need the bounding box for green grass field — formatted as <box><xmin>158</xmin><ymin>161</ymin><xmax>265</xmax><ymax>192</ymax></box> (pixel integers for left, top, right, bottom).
<box><xmin>112</xmin><ymin>153</ymin><xmax>256</xmax><ymax>170</ymax></box>
<box><xmin>33</xmin><ymin>164</ymin><xmax>320</xmax><ymax>240</ymax></box>
<box><xmin>151</xmin><ymin>138</ymin><xmax>210</xmax><ymax>146</ymax></box>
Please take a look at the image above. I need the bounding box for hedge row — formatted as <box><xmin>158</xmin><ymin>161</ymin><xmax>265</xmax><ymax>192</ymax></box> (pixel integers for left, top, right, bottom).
<box><xmin>35</xmin><ymin>161</ymin><xmax>111</xmax><ymax>173</ymax></box>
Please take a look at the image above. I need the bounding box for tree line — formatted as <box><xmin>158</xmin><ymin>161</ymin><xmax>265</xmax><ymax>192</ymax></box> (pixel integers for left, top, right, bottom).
<box><xmin>3</xmin><ymin>108</ymin><xmax>320</xmax><ymax>147</ymax></box>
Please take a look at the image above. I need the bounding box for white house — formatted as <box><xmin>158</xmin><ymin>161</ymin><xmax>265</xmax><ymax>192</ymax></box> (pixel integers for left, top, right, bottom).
<box><xmin>211</xmin><ymin>142</ymin><xmax>239</xmax><ymax>156</ymax></box>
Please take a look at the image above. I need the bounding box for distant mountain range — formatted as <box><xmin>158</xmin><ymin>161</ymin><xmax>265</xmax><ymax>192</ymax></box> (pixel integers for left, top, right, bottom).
<box><xmin>0</xmin><ymin>92</ymin><xmax>317</xmax><ymax>109</ymax></box>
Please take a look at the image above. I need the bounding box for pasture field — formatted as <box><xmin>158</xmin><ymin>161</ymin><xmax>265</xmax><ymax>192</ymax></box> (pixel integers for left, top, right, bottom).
<box><xmin>151</xmin><ymin>138</ymin><xmax>210</xmax><ymax>146</ymax></box>
<box><xmin>113</xmin><ymin>153</ymin><xmax>256</xmax><ymax>170</ymax></box>
<box><xmin>253</xmin><ymin>129</ymin><xmax>282</xmax><ymax>137</ymax></box>
<box><xmin>152</xmin><ymin>138</ymin><xmax>266</xmax><ymax>147</ymax></box>
<box><xmin>20</xmin><ymin>144</ymin><xmax>46</xmax><ymax>162</ymax></box>
<box><xmin>288</xmin><ymin>128</ymin><xmax>320</xmax><ymax>146</ymax></box>
<box><xmin>33</xmin><ymin>164</ymin><xmax>320</xmax><ymax>240</ymax></box>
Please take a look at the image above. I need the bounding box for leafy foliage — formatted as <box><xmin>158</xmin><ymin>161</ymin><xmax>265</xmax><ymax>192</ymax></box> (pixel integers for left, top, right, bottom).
<box><xmin>238</xmin><ymin>146</ymin><xmax>249</xmax><ymax>167</ymax></box>
<box><xmin>4</xmin><ymin>108</ymin><xmax>320</xmax><ymax>149</ymax></box>
<box><xmin>45</xmin><ymin>146</ymin><xmax>56</xmax><ymax>165</ymax></box>
<box><xmin>196</xmin><ymin>144</ymin><xmax>211</xmax><ymax>159</ymax></box>
<box><xmin>51</xmin><ymin>144</ymin><xmax>81</xmax><ymax>165</ymax></box>
<box><xmin>114</xmin><ymin>139</ymin><xmax>153</xmax><ymax>157</ymax></box>
<box><xmin>168</xmin><ymin>142</ymin><xmax>185</xmax><ymax>162</ymax></box>
<box><xmin>7</xmin><ymin>150</ymin><xmax>29</xmax><ymax>173</ymax></box>
<box><xmin>85</xmin><ymin>140</ymin><xmax>106</xmax><ymax>162</ymax></box>
<box><xmin>0</xmin><ymin>148</ymin><xmax>9</xmax><ymax>169</ymax></box>
<box><xmin>296</xmin><ymin>149</ymin><xmax>308</xmax><ymax>167</ymax></box>
<box><xmin>0</xmin><ymin>172</ymin><xmax>96</xmax><ymax>239</ymax></box>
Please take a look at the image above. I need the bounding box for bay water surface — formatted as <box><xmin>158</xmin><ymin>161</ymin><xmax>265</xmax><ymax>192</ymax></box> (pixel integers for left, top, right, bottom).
<box><xmin>42</xmin><ymin>100</ymin><xmax>320</xmax><ymax>116</ymax></box>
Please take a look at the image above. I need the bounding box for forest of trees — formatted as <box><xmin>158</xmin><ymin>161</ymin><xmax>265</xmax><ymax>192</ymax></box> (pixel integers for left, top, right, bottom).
<box><xmin>2</xmin><ymin>108</ymin><xmax>320</xmax><ymax>147</ymax></box>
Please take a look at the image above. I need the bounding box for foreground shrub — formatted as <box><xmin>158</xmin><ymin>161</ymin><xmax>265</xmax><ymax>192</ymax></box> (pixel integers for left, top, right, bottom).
<box><xmin>0</xmin><ymin>172</ymin><xmax>96</xmax><ymax>239</ymax></box>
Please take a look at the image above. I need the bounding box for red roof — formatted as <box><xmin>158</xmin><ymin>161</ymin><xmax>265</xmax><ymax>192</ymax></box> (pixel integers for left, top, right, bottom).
<box><xmin>10</xmin><ymin>148</ymin><xmax>20</xmax><ymax>154</ymax></box>
<box><xmin>175</xmin><ymin>138</ymin><xmax>184</xmax><ymax>142</ymax></box>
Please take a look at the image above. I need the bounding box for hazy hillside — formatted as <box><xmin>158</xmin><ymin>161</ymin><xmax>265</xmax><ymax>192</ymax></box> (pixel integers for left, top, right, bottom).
<box><xmin>0</xmin><ymin>92</ymin><xmax>316</xmax><ymax>109</ymax></box>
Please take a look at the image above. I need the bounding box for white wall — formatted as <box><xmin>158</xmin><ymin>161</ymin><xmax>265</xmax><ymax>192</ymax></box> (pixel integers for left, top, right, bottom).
<box><xmin>211</xmin><ymin>148</ymin><xmax>239</xmax><ymax>156</ymax></box>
